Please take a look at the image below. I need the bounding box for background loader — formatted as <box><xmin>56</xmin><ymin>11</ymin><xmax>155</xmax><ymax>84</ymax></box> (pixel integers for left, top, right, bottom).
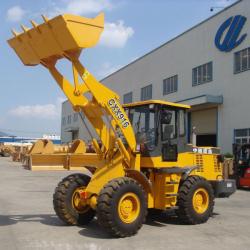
<box><xmin>8</xmin><ymin>12</ymin><xmax>236</xmax><ymax>237</ymax></box>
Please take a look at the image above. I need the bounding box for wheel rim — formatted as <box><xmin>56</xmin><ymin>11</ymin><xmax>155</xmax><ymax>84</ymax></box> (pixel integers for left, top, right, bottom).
<box><xmin>192</xmin><ymin>188</ymin><xmax>209</xmax><ymax>214</ymax></box>
<box><xmin>72</xmin><ymin>187</ymin><xmax>90</xmax><ymax>214</ymax></box>
<box><xmin>118</xmin><ymin>192</ymin><xmax>140</xmax><ymax>223</ymax></box>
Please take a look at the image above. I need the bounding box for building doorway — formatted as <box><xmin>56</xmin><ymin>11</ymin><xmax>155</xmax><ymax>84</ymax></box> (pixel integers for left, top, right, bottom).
<box><xmin>189</xmin><ymin>108</ymin><xmax>218</xmax><ymax>147</ymax></box>
<box><xmin>197</xmin><ymin>134</ymin><xmax>217</xmax><ymax>147</ymax></box>
<box><xmin>72</xmin><ymin>130</ymin><xmax>79</xmax><ymax>140</ymax></box>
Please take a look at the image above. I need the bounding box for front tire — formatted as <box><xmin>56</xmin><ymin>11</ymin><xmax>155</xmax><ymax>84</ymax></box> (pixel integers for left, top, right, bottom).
<box><xmin>53</xmin><ymin>173</ymin><xmax>95</xmax><ymax>226</ymax></box>
<box><xmin>97</xmin><ymin>177</ymin><xmax>147</xmax><ymax>237</ymax></box>
<box><xmin>176</xmin><ymin>176</ymin><xmax>214</xmax><ymax>224</ymax></box>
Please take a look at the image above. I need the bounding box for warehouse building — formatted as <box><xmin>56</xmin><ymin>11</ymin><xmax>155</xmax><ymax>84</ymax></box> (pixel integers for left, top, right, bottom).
<box><xmin>61</xmin><ymin>0</ymin><xmax>250</xmax><ymax>153</ymax></box>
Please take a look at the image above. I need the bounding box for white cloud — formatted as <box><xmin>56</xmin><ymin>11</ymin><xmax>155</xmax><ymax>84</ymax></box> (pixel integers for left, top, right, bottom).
<box><xmin>9</xmin><ymin>97</ymin><xmax>65</xmax><ymax>120</ymax></box>
<box><xmin>9</xmin><ymin>104</ymin><xmax>58</xmax><ymax>119</ymax></box>
<box><xmin>98</xmin><ymin>62</ymin><xmax>121</xmax><ymax>79</ymax></box>
<box><xmin>49</xmin><ymin>0</ymin><xmax>113</xmax><ymax>17</ymax></box>
<box><xmin>6</xmin><ymin>6</ymin><xmax>26</xmax><ymax>22</ymax></box>
<box><xmin>100</xmin><ymin>20</ymin><xmax>134</xmax><ymax>48</ymax></box>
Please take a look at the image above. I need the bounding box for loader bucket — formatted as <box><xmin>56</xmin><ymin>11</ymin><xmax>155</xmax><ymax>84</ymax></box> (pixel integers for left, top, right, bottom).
<box><xmin>28</xmin><ymin>139</ymin><xmax>54</xmax><ymax>154</ymax></box>
<box><xmin>68</xmin><ymin>139</ymin><xmax>86</xmax><ymax>154</ymax></box>
<box><xmin>8</xmin><ymin>13</ymin><xmax>104</xmax><ymax>65</ymax></box>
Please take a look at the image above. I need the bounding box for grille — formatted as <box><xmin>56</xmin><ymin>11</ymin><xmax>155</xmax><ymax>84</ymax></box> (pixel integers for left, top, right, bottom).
<box><xmin>214</xmin><ymin>155</ymin><xmax>222</xmax><ymax>172</ymax></box>
<box><xmin>196</xmin><ymin>155</ymin><xmax>204</xmax><ymax>172</ymax></box>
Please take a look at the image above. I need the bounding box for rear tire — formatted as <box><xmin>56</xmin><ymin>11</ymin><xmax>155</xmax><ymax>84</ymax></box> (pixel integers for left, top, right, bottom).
<box><xmin>53</xmin><ymin>173</ymin><xmax>95</xmax><ymax>226</ymax></box>
<box><xmin>176</xmin><ymin>176</ymin><xmax>214</xmax><ymax>224</ymax></box>
<box><xmin>97</xmin><ymin>177</ymin><xmax>147</xmax><ymax>237</ymax></box>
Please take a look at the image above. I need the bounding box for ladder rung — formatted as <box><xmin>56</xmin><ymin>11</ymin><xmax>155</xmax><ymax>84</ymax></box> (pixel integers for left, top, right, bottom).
<box><xmin>165</xmin><ymin>194</ymin><xmax>178</xmax><ymax>197</ymax></box>
<box><xmin>165</xmin><ymin>206</ymin><xmax>179</xmax><ymax>210</ymax></box>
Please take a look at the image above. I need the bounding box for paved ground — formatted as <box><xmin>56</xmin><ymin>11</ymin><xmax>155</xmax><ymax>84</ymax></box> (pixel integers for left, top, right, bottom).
<box><xmin>0</xmin><ymin>157</ymin><xmax>250</xmax><ymax>250</ymax></box>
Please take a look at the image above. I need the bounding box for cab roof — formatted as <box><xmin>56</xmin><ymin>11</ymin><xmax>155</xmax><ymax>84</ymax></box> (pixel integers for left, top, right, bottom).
<box><xmin>122</xmin><ymin>99</ymin><xmax>190</xmax><ymax>109</ymax></box>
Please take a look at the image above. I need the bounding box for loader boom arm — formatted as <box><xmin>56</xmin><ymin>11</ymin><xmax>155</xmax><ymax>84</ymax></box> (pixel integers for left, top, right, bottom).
<box><xmin>8</xmin><ymin>13</ymin><xmax>137</xmax><ymax>164</ymax></box>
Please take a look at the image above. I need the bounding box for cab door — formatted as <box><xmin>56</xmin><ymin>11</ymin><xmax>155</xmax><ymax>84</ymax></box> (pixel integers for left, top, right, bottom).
<box><xmin>160</xmin><ymin>107</ymin><xmax>187</xmax><ymax>162</ymax></box>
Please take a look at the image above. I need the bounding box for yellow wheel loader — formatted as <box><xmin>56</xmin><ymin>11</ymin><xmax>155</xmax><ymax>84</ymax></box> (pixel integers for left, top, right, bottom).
<box><xmin>8</xmin><ymin>13</ymin><xmax>236</xmax><ymax>237</ymax></box>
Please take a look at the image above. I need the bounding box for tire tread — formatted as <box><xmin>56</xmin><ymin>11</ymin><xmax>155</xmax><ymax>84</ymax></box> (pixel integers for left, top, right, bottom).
<box><xmin>53</xmin><ymin>173</ymin><xmax>95</xmax><ymax>226</ymax></box>
<box><xmin>97</xmin><ymin>177</ymin><xmax>147</xmax><ymax>237</ymax></box>
<box><xmin>176</xmin><ymin>175</ymin><xmax>215</xmax><ymax>225</ymax></box>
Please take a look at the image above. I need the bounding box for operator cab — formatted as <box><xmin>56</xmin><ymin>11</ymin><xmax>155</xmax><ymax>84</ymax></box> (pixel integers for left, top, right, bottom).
<box><xmin>123</xmin><ymin>100</ymin><xmax>190</xmax><ymax>161</ymax></box>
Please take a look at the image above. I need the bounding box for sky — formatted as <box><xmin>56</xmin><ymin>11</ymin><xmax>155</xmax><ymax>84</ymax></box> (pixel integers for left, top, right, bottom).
<box><xmin>0</xmin><ymin>0</ymin><xmax>237</xmax><ymax>137</ymax></box>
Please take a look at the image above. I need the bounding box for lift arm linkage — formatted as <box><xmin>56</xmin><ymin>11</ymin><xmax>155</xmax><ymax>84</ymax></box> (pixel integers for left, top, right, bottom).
<box><xmin>44</xmin><ymin>55</ymin><xmax>137</xmax><ymax>160</ymax></box>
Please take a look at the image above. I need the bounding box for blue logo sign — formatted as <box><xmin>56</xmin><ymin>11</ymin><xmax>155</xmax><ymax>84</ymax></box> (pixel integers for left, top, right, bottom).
<box><xmin>215</xmin><ymin>15</ymin><xmax>247</xmax><ymax>52</ymax></box>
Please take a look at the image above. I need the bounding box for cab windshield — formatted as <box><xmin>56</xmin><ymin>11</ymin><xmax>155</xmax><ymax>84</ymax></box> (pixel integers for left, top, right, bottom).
<box><xmin>127</xmin><ymin>105</ymin><xmax>157</xmax><ymax>151</ymax></box>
